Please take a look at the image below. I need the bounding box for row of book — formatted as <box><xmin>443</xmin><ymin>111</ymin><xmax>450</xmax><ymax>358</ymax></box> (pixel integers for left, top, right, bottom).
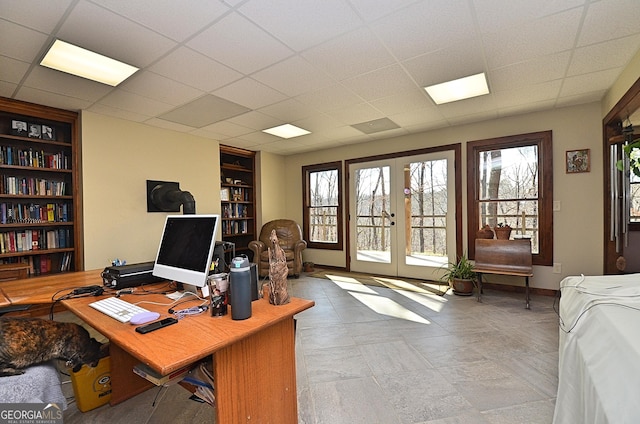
<box><xmin>0</xmin><ymin>228</ymin><xmax>71</xmax><ymax>253</ymax></box>
<box><xmin>222</xmin><ymin>220</ymin><xmax>250</xmax><ymax>236</ymax></box>
<box><xmin>0</xmin><ymin>146</ymin><xmax>70</xmax><ymax>169</ymax></box>
<box><xmin>0</xmin><ymin>202</ymin><xmax>71</xmax><ymax>224</ymax></box>
<box><xmin>1</xmin><ymin>176</ymin><xmax>66</xmax><ymax>196</ymax></box>
<box><xmin>222</xmin><ymin>203</ymin><xmax>248</xmax><ymax>219</ymax></box>
<box><xmin>0</xmin><ymin>252</ymin><xmax>73</xmax><ymax>275</ymax></box>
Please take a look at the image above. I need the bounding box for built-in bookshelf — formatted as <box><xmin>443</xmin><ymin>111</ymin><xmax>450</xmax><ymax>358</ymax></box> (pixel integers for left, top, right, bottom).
<box><xmin>0</xmin><ymin>97</ymin><xmax>82</xmax><ymax>277</ymax></box>
<box><xmin>220</xmin><ymin>145</ymin><xmax>255</xmax><ymax>260</ymax></box>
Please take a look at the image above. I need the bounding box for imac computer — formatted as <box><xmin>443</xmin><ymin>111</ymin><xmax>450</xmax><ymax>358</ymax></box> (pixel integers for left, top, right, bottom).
<box><xmin>152</xmin><ymin>214</ymin><xmax>220</xmax><ymax>294</ymax></box>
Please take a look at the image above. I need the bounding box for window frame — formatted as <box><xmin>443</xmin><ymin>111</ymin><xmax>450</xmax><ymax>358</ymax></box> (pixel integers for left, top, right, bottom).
<box><xmin>466</xmin><ymin>131</ymin><xmax>553</xmax><ymax>266</ymax></box>
<box><xmin>302</xmin><ymin>161</ymin><xmax>343</xmax><ymax>250</ymax></box>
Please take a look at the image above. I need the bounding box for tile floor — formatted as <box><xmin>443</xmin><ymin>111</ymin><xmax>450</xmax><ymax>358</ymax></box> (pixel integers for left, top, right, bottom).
<box><xmin>60</xmin><ymin>273</ymin><xmax>560</xmax><ymax>423</ymax></box>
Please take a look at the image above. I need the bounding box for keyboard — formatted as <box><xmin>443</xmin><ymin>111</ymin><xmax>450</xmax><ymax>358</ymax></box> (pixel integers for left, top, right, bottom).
<box><xmin>89</xmin><ymin>297</ymin><xmax>150</xmax><ymax>323</ymax></box>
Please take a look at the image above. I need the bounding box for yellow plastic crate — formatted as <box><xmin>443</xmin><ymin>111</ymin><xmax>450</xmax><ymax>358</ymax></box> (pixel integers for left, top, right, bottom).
<box><xmin>69</xmin><ymin>356</ymin><xmax>112</xmax><ymax>412</ymax></box>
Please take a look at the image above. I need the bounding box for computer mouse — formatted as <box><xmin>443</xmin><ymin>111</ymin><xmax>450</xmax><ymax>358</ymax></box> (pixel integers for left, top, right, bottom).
<box><xmin>130</xmin><ymin>311</ymin><xmax>161</xmax><ymax>325</ymax></box>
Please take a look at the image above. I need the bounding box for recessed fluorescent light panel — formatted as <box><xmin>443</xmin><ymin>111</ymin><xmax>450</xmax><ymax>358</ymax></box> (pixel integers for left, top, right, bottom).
<box><xmin>424</xmin><ymin>72</ymin><xmax>489</xmax><ymax>105</ymax></box>
<box><xmin>40</xmin><ymin>40</ymin><xmax>138</xmax><ymax>86</ymax></box>
<box><xmin>262</xmin><ymin>124</ymin><xmax>310</xmax><ymax>139</ymax></box>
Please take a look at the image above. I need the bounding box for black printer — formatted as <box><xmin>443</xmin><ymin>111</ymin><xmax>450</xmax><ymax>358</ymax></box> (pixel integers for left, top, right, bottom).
<box><xmin>101</xmin><ymin>261</ymin><xmax>163</xmax><ymax>289</ymax></box>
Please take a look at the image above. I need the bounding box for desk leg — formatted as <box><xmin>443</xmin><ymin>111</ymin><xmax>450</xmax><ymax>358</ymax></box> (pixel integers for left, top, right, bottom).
<box><xmin>476</xmin><ymin>273</ymin><xmax>483</xmax><ymax>303</ymax></box>
<box><xmin>213</xmin><ymin>318</ymin><xmax>298</xmax><ymax>423</ymax></box>
<box><xmin>109</xmin><ymin>343</ymin><xmax>154</xmax><ymax>405</ymax></box>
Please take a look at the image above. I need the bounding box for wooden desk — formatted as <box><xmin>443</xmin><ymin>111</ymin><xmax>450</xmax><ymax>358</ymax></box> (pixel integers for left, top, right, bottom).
<box><xmin>0</xmin><ymin>270</ymin><xmax>105</xmax><ymax>305</ymax></box>
<box><xmin>63</xmin><ymin>285</ymin><xmax>314</xmax><ymax>423</ymax></box>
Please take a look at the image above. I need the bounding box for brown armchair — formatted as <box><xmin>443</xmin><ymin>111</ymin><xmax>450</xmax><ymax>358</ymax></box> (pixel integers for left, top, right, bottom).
<box><xmin>249</xmin><ymin>219</ymin><xmax>307</xmax><ymax>278</ymax></box>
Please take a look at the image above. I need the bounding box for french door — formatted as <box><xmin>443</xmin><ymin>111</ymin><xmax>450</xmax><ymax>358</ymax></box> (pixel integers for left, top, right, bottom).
<box><xmin>348</xmin><ymin>151</ymin><xmax>456</xmax><ymax>279</ymax></box>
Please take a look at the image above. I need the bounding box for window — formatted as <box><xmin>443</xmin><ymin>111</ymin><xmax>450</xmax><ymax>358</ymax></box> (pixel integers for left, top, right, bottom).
<box><xmin>467</xmin><ymin>131</ymin><xmax>553</xmax><ymax>265</ymax></box>
<box><xmin>302</xmin><ymin>162</ymin><xmax>343</xmax><ymax>250</ymax></box>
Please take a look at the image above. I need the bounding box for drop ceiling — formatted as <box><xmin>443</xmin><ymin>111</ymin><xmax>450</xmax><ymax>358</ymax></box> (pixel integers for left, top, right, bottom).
<box><xmin>2</xmin><ymin>0</ymin><xmax>639</xmax><ymax>155</ymax></box>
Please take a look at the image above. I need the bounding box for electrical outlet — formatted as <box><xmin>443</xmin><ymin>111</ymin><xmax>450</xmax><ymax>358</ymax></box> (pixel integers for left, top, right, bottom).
<box><xmin>553</xmin><ymin>263</ymin><xmax>562</xmax><ymax>274</ymax></box>
<box><xmin>553</xmin><ymin>201</ymin><xmax>561</xmax><ymax>211</ymax></box>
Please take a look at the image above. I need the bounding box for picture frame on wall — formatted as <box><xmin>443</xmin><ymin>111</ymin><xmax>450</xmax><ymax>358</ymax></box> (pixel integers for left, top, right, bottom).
<box><xmin>566</xmin><ymin>149</ymin><xmax>590</xmax><ymax>173</ymax></box>
<box><xmin>41</xmin><ymin>124</ymin><xmax>55</xmax><ymax>140</ymax></box>
<box><xmin>11</xmin><ymin>120</ymin><xmax>28</xmax><ymax>136</ymax></box>
<box><xmin>28</xmin><ymin>123</ymin><xmax>42</xmax><ymax>139</ymax></box>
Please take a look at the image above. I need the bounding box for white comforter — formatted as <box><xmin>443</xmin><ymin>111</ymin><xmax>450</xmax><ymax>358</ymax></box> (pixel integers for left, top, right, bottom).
<box><xmin>554</xmin><ymin>274</ymin><xmax>640</xmax><ymax>424</ymax></box>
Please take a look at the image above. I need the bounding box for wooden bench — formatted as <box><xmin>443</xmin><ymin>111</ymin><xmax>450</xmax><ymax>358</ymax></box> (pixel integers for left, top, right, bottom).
<box><xmin>474</xmin><ymin>239</ymin><xmax>534</xmax><ymax>309</ymax></box>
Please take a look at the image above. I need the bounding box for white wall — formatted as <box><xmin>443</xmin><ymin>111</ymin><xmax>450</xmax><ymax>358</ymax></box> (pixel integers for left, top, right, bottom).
<box><xmin>282</xmin><ymin>102</ymin><xmax>604</xmax><ymax>290</ymax></box>
<box><xmin>81</xmin><ymin>112</ymin><xmax>220</xmax><ymax>270</ymax></box>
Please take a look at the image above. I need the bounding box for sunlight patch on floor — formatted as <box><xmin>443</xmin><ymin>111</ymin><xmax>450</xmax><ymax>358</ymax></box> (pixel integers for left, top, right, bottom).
<box><xmin>325</xmin><ymin>275</ymin><xmax>378</xmax><ymax>294</ymax></box>
<box><xmin>348</xmin><ymin>292</ymin><xmax>430</xmax><ymax>324</ymax></box>
<box><xmin>393</xmin><ymin>289</ymin><xmax>447</xmax><ymax>313</ymax></box>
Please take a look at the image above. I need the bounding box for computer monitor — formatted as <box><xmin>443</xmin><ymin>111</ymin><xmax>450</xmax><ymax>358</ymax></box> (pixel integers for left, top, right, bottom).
<box><xmin>152</xmin><ymin>214</ymin><xmax>220</xmax><ymax>289</ymax></box>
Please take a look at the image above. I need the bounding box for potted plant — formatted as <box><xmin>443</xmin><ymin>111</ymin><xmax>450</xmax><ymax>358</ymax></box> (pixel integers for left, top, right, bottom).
<box><xmin>441</xmin><ymin>255</ymin><xmax>476</xmax><ymax>296</ymax></box>
<box><xmin>494</xmin><ymin>222</ymin><xmax>512</xmax><ymax>240</ymax></box>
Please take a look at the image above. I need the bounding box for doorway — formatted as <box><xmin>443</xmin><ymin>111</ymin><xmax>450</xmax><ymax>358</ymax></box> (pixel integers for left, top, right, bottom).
<box><xmin>348</xmin><ymin>150</ymin><xmax>457</xmax><ymax>280</ymax></box>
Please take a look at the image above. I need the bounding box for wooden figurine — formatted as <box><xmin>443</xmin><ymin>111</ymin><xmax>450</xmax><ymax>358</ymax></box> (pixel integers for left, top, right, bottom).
<box><xmin>268</xmin><ymin>229</ymin><xmax>290</xmax><ymax>305</ymax></box>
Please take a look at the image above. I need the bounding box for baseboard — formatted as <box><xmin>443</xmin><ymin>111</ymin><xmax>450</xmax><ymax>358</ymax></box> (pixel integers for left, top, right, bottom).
<box><xmin>482</xmin><ymin>282</ymin><xmax>557</xmax><ymax>297</ymax></box>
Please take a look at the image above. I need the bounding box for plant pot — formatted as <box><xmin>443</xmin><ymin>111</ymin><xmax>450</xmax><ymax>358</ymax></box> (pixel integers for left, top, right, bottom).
<box><xmin>494</xmin><ymin>226</ymin><xmax>512</xmax><ymax>240</ymax></box>
<box><xmin>476</xmin><ymin>225</ymin><xmax>494</xmax><ymax>239</ymax></box>
<box><xmin>451</xmin><ymin>278</ymin><xmax>475</xmax><ymax>296</ymax></box>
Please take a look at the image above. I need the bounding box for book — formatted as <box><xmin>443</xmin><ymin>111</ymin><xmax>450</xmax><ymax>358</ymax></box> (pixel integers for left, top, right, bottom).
<box><xmin>133</xmin><ymin>363</ymin><xmax>191</xmax><ymax>386</ymax></box>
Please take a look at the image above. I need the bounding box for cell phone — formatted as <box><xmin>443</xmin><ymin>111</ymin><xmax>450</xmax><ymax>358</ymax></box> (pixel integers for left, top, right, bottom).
<box><xmin>135</xmin><ymin>317</ymin><xmax>178</xmax><ymax>334</ymax></box>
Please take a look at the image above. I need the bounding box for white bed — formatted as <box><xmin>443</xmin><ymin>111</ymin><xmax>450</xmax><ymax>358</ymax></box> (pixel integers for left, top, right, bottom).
<box><xmin>554</xmin><ymin>274</ymin><xmax>640</xmax><ymax>423</ymax></box>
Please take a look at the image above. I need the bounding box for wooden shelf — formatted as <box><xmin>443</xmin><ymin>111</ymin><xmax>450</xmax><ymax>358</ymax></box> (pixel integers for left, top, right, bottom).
<box><xmin>0</xmin><ymin>97</ymin><xmax>82</xmax><ymax>277</ymax></box>
<box><xmin>220</xmin><ymin>145</ymin><xmax>255</xmax><ymax>261</ymax></box>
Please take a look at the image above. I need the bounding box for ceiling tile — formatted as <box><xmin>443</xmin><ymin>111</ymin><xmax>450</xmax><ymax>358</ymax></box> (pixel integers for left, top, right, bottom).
<box><xmin>158</xmin><ymin>94</ymin><xmax>251</xmax><ymax>127</ymax></box>
<box><xmin>325</xmin><ymin>102</ymin><xmax>384</xmax><ymax>125</ymax></box>
<box><xmin>252</xmin><ymin>56</ymin><xmax>335</xmax><ymax>97</ymax></box>
<box><xmin>0</xmin><ymin>20</ymin><xmax>49</xmax><ymax>62</ymax></box>
<box><xmin>98</xmin><ymin>90</ymin><xmax>174</xmax><ymax>117</ymax></box>
<box><xmin>301</xmin><ymin>27</ymin><xmax>396</xmax><ymax>81</ymax></box>
<box><xmin>0</xmin><ymin>56</ymin><xmax>30</xmax><ymax>84</ymax></box>
<box><xmin>16</xmin><ymin>86</ymin><xmax>92</xmax><ymax>112</ymax></box>
<box><xmin>493</xmin><ymin>80</ymin><xmax>562</xmax><ymax>109</ymax></box>
<box><xmin>92</xmin><ymin>0</ymin><xmax>230</xmax><ymax>42</ymax></box>
<box><xmin>370</xmin><ymin>88</ymin><xmax>433</xmax><ymax>116</ymax></box>
<box><xmin>196</xmin><ymin>120</ymin><xmax>254</xmax><ymax>138</ymax></box>
<box><xmin>1</xmin><ymin>0</ymin><xmax>73</xmax><ymax>33</ymax></box>
<box><xmin>239</xmin><ymin>0</ymin><xmax>362</xmax><ymax>52</ymax></box>
<box><xmin>402</xmin><ymin>39</ymin><xmax>486</xmax><ymax>87</ymax></box>
<box><xmin>489</xmin><ymin>51</ymin><xmax>572</xmax><ymax>91</ymax></box>
<box><xmin>371</xmin><ymin>0</ymin><xmax>476</xmax><ymax>61</ymax></box>
<box><xmin>578</xmin><ymin>0</ymin><xmax>640</xmax><ymax>47</ymax></box>
<box><xmin>483</xmin><ymin>8</ymin><xmax>582</xmax><ymax>68</ymax></box>
<box><xmin>342</xmin><ymin>64</ymin><xmax>417</xmax><ymax>101</ymax></box>
<box><xmin>473</xmin><ymin>0</ymin><xmax>586</xmax><ymax>32</ymax></box>
<box><xmin>213</xmin><ymin>78</ymin><xmax>287</xmax><ymax>110</ymax></box>
<box><xmin>22</xmin><ymin>65</ymin><xmax>112</xmax><ymax>102</ymax></box>
<box><xmin>57</xmin><ymin>1</ymin><xmax>176</xmax><ymax>68</ymax></box>
<box><xmin>257</xmin><ymin>98</ymin><xmax>319</xmax><ymax>122</ymax></box>
<box><xmin>294</xmin><ymin>84</ymin><xmax>363</xmax><ymax>113</ymax></box>
<box><xmin>120</xmin><ymin>71</ymin><xmax>204</xmax><ymax>106</ymax></box>
<box><xmin>149</xmin><ymin>47</ymin><xmax>242</xmax><ymax>92</ymax></box>
<box><xmin>560</xmin><ymin>68</ymin><xmax>621</xmax><ymax>97</ymax></box>
<box><xmin>568</xmin><ymin>34</ymin><xmax>640</xmax><ymax>76</ymax></box>
<box><xmin>187</xmin><ymin>11</ymin><xmax>293</xmax><ymax>75</ymax></box>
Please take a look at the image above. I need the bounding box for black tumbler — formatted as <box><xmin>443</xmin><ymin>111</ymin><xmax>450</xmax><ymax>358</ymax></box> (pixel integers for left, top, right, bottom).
<box><xmin>229</xmin><ymin>256</ymin><xmax>252</xmax><ymax>320</ymax></box>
